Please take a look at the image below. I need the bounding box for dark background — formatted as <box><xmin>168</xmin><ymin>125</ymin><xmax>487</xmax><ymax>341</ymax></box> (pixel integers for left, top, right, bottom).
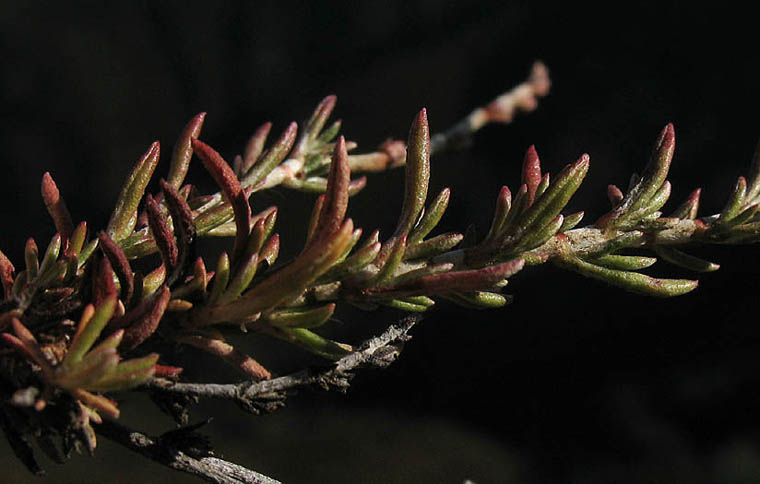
<box><xmin>2</xmin><ymin>2</ymin><xmax>760</xmax><ymax>483</ymax></box>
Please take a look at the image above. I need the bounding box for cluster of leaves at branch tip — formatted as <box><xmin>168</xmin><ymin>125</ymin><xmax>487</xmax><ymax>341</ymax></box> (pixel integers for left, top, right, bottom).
<box><xmin>2</xmin><ymin>61</ymin><xmax>760</xmax><ymax>476</ymax></box>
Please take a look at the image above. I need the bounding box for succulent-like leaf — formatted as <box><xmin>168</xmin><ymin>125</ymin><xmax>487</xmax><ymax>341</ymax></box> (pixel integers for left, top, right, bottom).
<box><xmin>192</xmin><ymin>139</ymin><xmax>252</xmax><ymax>262</ymax></box>
<box><xmin>269</xmin><ymin>327</ymin><xmax>351</xmax><ymax>360</ymax></box>
<box><xmin>41</xmin><ymin>172</ymin><xmax>74</xmax><ymax>246</ymax></box>
<box><xmin>242</xmin><ymin>122</ymin><xmax>273</xmax><ymax>175</ymax></box>
<box><xmin>395</xmin><ymin>108</ymin><xmax>431</xmax><ymax>240</ymax></box>
<box><xmin>311</xmin><ymin>137</ymin><xmax>350</xmax><ymax>244</ymax></box>
<box><xmin>98</xmin><ymin>232</ymin><xmax>134</xmax><ymax>303</ymax></box>
<box><xmin>167</xmin><ymin>113</ymin><xmax>206</xmax><ymax>189</ymax></box>
<box><xmin>522</xmin><ymin>145</ymin><xmax>542</xmax><ymax>206</ymax></box>
<box><xmin>177</xmin><ymin>334</ymin><xmax>270</xmax><ymax>380</ymax></box>
<box><xmin>65</xmin><ymin>295</ymin><xmax>118</xmax><ymax>367</ymax></box>
<box><xmin>597</xmin><ymin>124</ymin><xmax>675</xmax><ymax>229</ymax></box>
<box><xmin>404</xmin><ymin>233</ymin><xmax>463</xmax><ymax>260</ymax></box>
<box><xmin>120</xmin><ymin>285</ymin><xmax>171</xmax><ymax>351</ymax></box>
<box><xmin>408</xmin><ymin>188</ymin><xmax>451</xmax><ymax>245</ymax></box>
<box><xmin>586</xmin><ymin>254</ymin><xmax>657</xmax><ymax>271</ymax></box>
<box><xmin>24</xmin><ymin>239</ymin><xmax>38</xmax><ymax>280</ymax></box>
<box><xmin>193</xmin><ymin>219</ymin><xmax>354</xmax><ymax>325</ymax></box>
<box><xmin>265</xmin><ymin>303</ymin><xmax>336</xmax><ymax>328</ymax></box>
<box><xmin>654</xmin><ymin>246</ymin><xmax>719</xmax><ymax>272</ymax></box>
<box><xmin>107</xmin><ymin>142</ymin><xmax>160</xmax><ymax>242</ymax></box>
<box><xmin>515</xmin><ymin>154</ymin><xmax>589</xmax><ymax>241</ymax></box>
<box><xmin>557</xmin><ymin>252</ymin><xmax>697</xmax><ymax>297</ymax></box>
<box><xmin>242</xmin><ymin>121</ymin><xmax>298</xmax><ymax>189</ymax></box>
<box><xmin>368</xmin><ymin>258</ymin><xmax>524</xmax><ymax>298</ymax></box>
<box><xmin>207</xmin><ymin>252</ymin><xmax>230</xmax><ymax>305</ymax></box>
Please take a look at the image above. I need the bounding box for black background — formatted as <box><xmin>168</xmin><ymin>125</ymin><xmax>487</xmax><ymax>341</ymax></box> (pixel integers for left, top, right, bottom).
<box><xmin>2</xmin><ymin>2</ymin><xmax>760</xmax><ymax>483</ymax></box>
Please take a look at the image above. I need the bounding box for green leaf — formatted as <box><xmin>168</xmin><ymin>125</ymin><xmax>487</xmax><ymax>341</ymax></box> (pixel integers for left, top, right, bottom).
<box><xmin>64</xmin><ymin>296</ymin><xmax>118</xmax><ymax>367</ymax></box>
<box><xmin>654</xmin><ymin>246</ymin><xmax>719</xmax><ymax>272</ymax></box>
<box><xmin>41</xmin><ymin>172</ymin><xmax>74</xmax><ymax>243</ymax></box>
<box><xmin>393</xmin><ymin>108</ymin><xmax>431</xmax><ymax>239</ymax></box>
<box><xmin>669</xmin><ymin>188</ymin><xmax>701</xmax><ymax>219</ymax></box>
<box><xmin>107</xmin><ymin>142</ymin><xmax>160</xmax><ymax>242</ymax></box>
<box><xmin>273</xmin><ymin>327</ymin><xmax>351</xmax><ymax>360</ymax></box>
<box><xmin>373</xmin><ymin>235</ymin><xmax>407</xmax><ymax>286</ymax></box>
<box><xmin>243</xmin><ymin>122</ymin><xmax>298</xmax><ymax>189</ymax></box>
<box><xmin>408</xmin><ymin>188</ymin><xmax>451</xmax><ymax>245</ymax></box>
<box><xmin>516</xmin><ymin>154</ymin><xmax>589</xmax><ymax>238</ymax></box>
<box><xmin>557</xmin><ymin>253</ymin><xmax>697</xmax><ymax>297</ymax></box>
<box><xmin>483</xmin><ymin>186</ymin><xmax>512</xmax><ymax>243</ymax></box>
<box><xmin>586</xmin><ymin>254</ymin><xmax>657</xmax><ymax>271</ymax></box>
<box><xmin>446</xmin><ymin>291</ymin><xmax>511</xmax><ymax>309</ymax></box>
<box><xmin>218</xmin><ymin>254</ymin><xmax>258</xmax><ymax>305</ymax></box>
<box><xmin>241</xmin><ymin>122</ymin><xmax>272</xmax><ymax>175</ymax></box>
<box><xmin>208</xmin><ymin>252</ymin><xmax>231</xmax><ymax>305</ymax></box>
<box><xmin>265</xmin><ymin>303</ymin><xmax>336</xmax><ymax>328</ymax></box>
<box><xmin>559</xmin><ymin>211</ymin><xmax>584</xmax><ymax>232</ymax></box>
<box><xmin>167</xmin><ymin>112</ymin><xmax>206</xmax><ymax>189</ymax></box>
<box><xmin>382</xmin><ymin>297</ymin><xmax>434</xmax><ymax>312</ymax></box>
<box><xmin>404</xmin><ymin>233</ymin><xmax>463</xmax><ymax>260</ymax></box>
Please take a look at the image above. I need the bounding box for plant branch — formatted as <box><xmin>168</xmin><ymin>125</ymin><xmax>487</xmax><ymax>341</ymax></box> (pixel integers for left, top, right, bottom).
<box><xmin>147</xmin><ymin>315</ymin><xmax>420</xmax><ymax>412</ymax></box>
<box><xmin>95</xmin><ymin>419</ymin><xmax>281</xmax><ymax>484</ymax></box>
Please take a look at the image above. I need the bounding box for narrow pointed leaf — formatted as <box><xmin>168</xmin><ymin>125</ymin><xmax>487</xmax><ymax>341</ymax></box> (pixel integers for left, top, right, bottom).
<box><xmin>272</xmin><ymin>327</ymin><xmax>350</xmax><ymax>360</ymax></box>
<box><xmin>219</xmin><ymin>254</ymin><xmax>258</xmax><ymax>304</ymax></box>
<box><xmin>559</xmin><ymin>211</ymin><xmax>584</xmax><ymax>232</ymax></box>
<box><xmin>448</xmin><ymin>291</ymin><xmax>510</xmax><ymax>308</ymax></box>
<box><xmin>382</xmin><ymin>297</ymin><xmax>433</xmax><ymax>312</ymax></box>
<box><xmin>39</xmin><ymin>234</ymin><xmax>61</xmax><ymax>275</ymax></box>
<box><xmin>522</xmin><ymin>145</ymin><xmax>542</xmax><ymax>206</ymax></box>
<box><xmin>266</xmin><ymin>303</ymin><xmax>336</xmax><ymax>328</ymax></box>
<box><xmin>65</xmin><ymin>295</ymin><xmax>117</xmax><ymax>366</ymax></box>
<box><xmin>597</xmin><ymin>124</ymin><xmax>675</xmax><ymax>228</ymax></box>
<box><xmin>120</xmin><ymin>285</ymin><xmax>170</xmax><ymax>351</ymax></box>
<box><xmin>177</xmin><ymin>335</ymin><xmax>270</xmax><ymax>380</ymax></box>
<box><xmin>408</xmin><ymin>188</ymin><xmax>451</xmax><ymax>245</ymax></box>
<box><xmin>167</xmin><ymin>113</ymin><xmax>206</xmax><ymax>189</ymax></box>
<box><xmin>145</xmin><ymin>194</ymin><xmax>178</xmax><ymax>273</ymax></box>
<box><xmin>68</xmin><ymin>221</ymin><xmax>87</xmax><ymax>258</ymax></box>
<box><xmin>394</xmin><ymin>108</ymin><xmax>431</xmax><ymax>239</ymax></box>
<box><xmin>557</xmin><ymin>253</ymin><xmax>697</xmax><ymax>297</ymax></box>
<box><xmin>514</xmin><ymin>214</ymin><xmax>564</xmax><ymax>252</ymax></box>
<box><xmin>243</xmin><ymin>121</ymin><xmax>298</xmax><ymax>188</ymax></box>
<box><xmin>654</xmin><ymin>246</ymin><xmax>719</xmax><ymax>272</ymax></box>
<box><xmin>586</xmin><ymin>254</ymin><xmax>657</xmax><ymax>271</ymax></box>
<box><xmin>403</xmin><ymin>232</ymin><xmax>463</xmax><ymax>260</ymax></box>
<box><xmin>98</xmin><ymin>232</ymin><xmax>134</xmax><ymax>303</ymax></box>
<box><xmin>192</xmin><ymin>139</ymin><xmax>251</xmax><ymax>262</ymax></box>
<box><xmin>484</xmin><ymin>186</ymin><xmax>512</xmax><ymax>243</ymax></box>
<box><xmin>194</xmin><ymin>219</ymin><xmax>353</xmax><ymax>324</ymax></box>
<box><xmin>517</xmin><ymin>154</ymin><xmax>589</xmax><ymax>237</ymax></box>
<box><xmin>718</xmin><ymin>176</ymin><xmax>748</xmax><ymax>224</ymax></box>
<box><xmin>85</xmin><ymin>353</ymin><xmax>159</xmax><ymax>391</ymax></box>
<box><xmin>313</xmin><ymin>136</ymin><xmax>350</xmax><ymax>243</ymax></box>
<box><xmin>373</xmin><ymin>235</ymin><xmax>407</xmax><ymax>285</ymax></box>
<box><xmin>670</xmin><ymin>188</ymin><xmax>701</xmax><ymax>219</ymax></box>
<box><xmin>208</xmin><ymin>252</ymin><xmax>230</xmax><ymax>305</ymax></box>
<box><xmin>242</xmin><ymin>122</ymin><xmax>272</xmax><ymax>175</ymax></box>
<box><xmin>370</xmin><ymin>258</ymin><xmax>524</xmax><ymax>297</ymax></box>
<box><xmin>142</xmin><ymin>264</ymin><xmax>166</xmax><ymax>296</ymax></box>
<box><xmin>107</xmin><ymin>141</ymin><xmax>160</xmax><ymax>241</ymax></box>
<box><xmin>24</xmin><ymin>238</ymin><xmax>39</xmax><ymax>280</ymax></box>
<box><xmin>41</xmin><ymin>172</ymin><xmax>74</xmax><ymax>245</ymax></box>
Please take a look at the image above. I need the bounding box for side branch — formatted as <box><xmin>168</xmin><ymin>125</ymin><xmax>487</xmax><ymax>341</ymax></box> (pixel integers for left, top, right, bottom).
<box><xmin>147</xmin><ymin>315</ymin><xmax>421</xmax><ymax>413</ymax></box>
